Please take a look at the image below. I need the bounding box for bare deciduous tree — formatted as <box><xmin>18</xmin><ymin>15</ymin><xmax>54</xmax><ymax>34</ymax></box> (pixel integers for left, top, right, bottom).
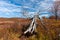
<box><xmin>51</xmin><ymin>0</ymin><xmax>60</xmax><ymax>20</ymax></box>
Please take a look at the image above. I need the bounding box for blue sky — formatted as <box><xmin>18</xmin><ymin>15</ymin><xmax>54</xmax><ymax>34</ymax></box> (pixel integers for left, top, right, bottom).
<box><xmin>0</xmin><ymin>0</ymin><xmax>56</xmax><ymax>18</ymax></box>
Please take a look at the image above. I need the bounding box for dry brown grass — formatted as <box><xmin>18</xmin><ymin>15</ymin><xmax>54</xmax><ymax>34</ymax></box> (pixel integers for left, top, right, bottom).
<box><xmin>0</xmin><ymin>18</ymin><xmax>60</xmax><ymax>40</ymax></box>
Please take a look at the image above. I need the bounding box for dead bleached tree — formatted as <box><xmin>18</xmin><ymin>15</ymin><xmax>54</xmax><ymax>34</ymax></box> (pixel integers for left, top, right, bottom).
<box><xmin>21</xmin><ymin>5</ymin><xmax>51</xmax><ymax>38</ymax></box>
<box><xmin>24</xmin><ymin>12</ymin><xmax>40</xmax><ymax>34</ymax></box>
<box><xmin>19</xmin><ymin>10</ymin><xmax>40</xmax><ymax>38</ymax></box>
<box><xmin>22</xmin><ymin>10</ymin><xmax>47</xmax><ymax>34</ymax></box>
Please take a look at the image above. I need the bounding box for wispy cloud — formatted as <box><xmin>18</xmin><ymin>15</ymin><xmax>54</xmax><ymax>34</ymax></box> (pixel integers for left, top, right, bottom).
<box><xmin>0</xmin><ymin>1</ymin><xmax>22</xmax><ymax>18</ymax></box>
<box><xmin>0</xmin><ymin>1</ymin><xmax>22</xmax><ymax>12</ymax></box>
<box><xmin>0</xmin><ymin>0</ymin><xmax>54</xmax><ymax>18</ymax></box>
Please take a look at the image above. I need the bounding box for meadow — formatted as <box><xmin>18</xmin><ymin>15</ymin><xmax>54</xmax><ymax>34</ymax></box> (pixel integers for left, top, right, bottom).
<box><xmin>0</xmin><ymin>18</ymin><xmax>60</xmax><ymax>40</ymax></box>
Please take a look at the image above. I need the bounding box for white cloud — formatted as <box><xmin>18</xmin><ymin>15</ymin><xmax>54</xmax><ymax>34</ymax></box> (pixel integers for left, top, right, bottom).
<box><xmin>40</xmin><ymin>1</ymin><xmax>52</xmax><ymax>11</ymax></box>
<box><xmin>22</xmin><ymin>6</ymin><xmax>35</xmax><ymax>10</ymax></box>
<box><xmin>0</xmin><ymin>0</ymin><xmax>53</xmax><ymax>18</ymax></box>
<box><xmin>0</xmin><ymin>1</ymin><xmax>22</xmax><ymax>13</ymax></box>
<box><xmin>53</xmin><ymin>0</ymin><xmax>56</xmax><ymax>1</ymax></box>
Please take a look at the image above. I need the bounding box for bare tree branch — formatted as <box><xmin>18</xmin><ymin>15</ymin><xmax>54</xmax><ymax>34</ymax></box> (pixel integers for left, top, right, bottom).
<box><xmin>51</xmin><ymin>1</ymin><xmax>60</xmax><ymax>20</ymax></box>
